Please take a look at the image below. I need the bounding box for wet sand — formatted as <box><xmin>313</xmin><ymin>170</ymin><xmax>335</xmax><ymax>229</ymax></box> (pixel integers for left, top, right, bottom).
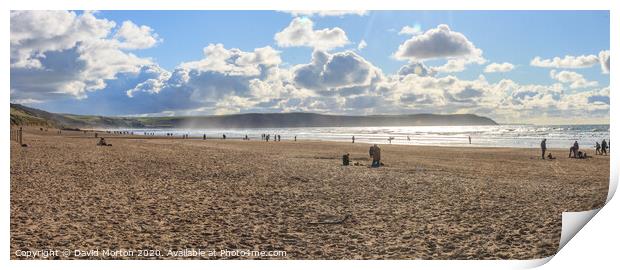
<box><xmin>10</xmin><ymin>127</ymin><xmax>609</xmax><ymax>259</ymax></box>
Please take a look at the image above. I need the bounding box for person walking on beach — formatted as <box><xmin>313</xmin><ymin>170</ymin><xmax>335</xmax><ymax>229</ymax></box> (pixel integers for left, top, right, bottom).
<box><xmin>596</xmin><ymin>142</ymin><xmax>601</xmax><ymax>155</ymax></box>
<box><xmin>223</xmin><ymin>134</ymin><xmax>226</xmax><ymax>140</ymax></box>
<box><xmin>371</xmin><ymin>144</ymin><xmax>381</xmax><ymax>168</ymax></box>
<box><xmin>469</xmin><ymin>135</ymin><xmax>472</xmax><ymax>144</ymax></box>
<box><xmin>602</xmin><ymin>139</ymin><xmax>608</xmax><ymax>155</ymax></box>
<box><xmin>541</xmin><ymin>139</ymin><xmax>547</xmax><ymax>159</ymax></box>
<box><xmin>294</xmin><ymin>135</ymin><xmax>297</xmax><ymax>141</ymax></box>
<box><xmin>352</xmin><ymin>135</ymin><xmax>355</xmax><ymax>143</ymax></box>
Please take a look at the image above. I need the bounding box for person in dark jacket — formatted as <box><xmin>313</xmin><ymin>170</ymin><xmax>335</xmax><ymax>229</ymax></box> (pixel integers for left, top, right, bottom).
<box><xmin>541</xmin><ymin>139</ymin><xmax>547</xmax><ymax>159</ymax></box>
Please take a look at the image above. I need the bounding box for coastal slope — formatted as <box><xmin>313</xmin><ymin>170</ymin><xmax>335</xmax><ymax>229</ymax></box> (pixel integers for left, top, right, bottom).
<box><xmin>10</xmin><ymin>103</ymin><xmax>498</xmax><ymax>129</ymax></box>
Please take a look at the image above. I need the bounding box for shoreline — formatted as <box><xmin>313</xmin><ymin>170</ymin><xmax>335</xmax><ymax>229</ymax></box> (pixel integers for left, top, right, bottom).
<box><xmin>20</xmin><ymin>126</ymin><xmax>609</xmax><ymax>151</ymax></box>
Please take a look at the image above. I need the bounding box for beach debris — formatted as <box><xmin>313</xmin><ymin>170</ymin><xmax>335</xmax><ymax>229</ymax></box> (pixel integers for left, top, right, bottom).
<box><xmin>308</xmin><ymin>214</ymin><xmax>350</xmax><ymax>225</ymax></box>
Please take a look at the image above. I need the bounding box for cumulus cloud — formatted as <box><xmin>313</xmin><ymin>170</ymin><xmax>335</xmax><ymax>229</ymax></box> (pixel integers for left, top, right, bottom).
<box><xmin>126</xmin><ymin>65</ymin><xmax>172</xmax><ymax>97</ymax></box>
<box><xmin>432</xmin><ymin>59</ymin><xmax>468</xmax><ymax>73</ymax></box>
<box><xmin>179</xmin><ymin>44</ymin><xmax>281</xmax><ymax>76</ymax></box>
<box><xmin>398</xmin><ymin>25</ymin><xmax>422</xmax><ymax>36</ymax></box>
<box><xmin>599</xmin><ymin>50</ymin><xmax>610</xmax><ymax>74</ymax></box>
<box><xmin>10</xmin><ymin>10</ymin><xmax>157</xmax><ymax>102</ymax></box>
<box><xmin>394</xmin><ymin>24</ymin><xmax>484</xmax><ymax>62</ymax></box>
<box><xmin>120</xmin><ymin>44</ymin><xmax>318</xmax><ymax>115</ymax></box>
<box><xmin>280</xmin><ymin>10</ymin><xmax>368</xmax><ymax>17</ymax></box>
<box><xmin>357</xmin><ymin>40</ymin><xmax>367</xmax><ymax>51</ymax></box>
<box><xmin>115</xmin><ymin>21</ymin><xmax>161</xmax><ymax>49</ymax></box>
<box><xmin>274</xmin><ymin>17</ymin><xmax>349</xmax><ymax>50</ymax></box>
<box><xmin>292</xmin><ymin>50</ymin><xmax>383</xmax><ymax>92</ymax></box>
<box><xmin>530</xmin><ymin>54</ymin><xmax>599</xmax><ymax>69</ymax></box>
<box><xmin>550</xmin><ymin>70</ymin><xmax>598</xmax><ymax>89</ymax></box>
<box><xmin>484</xmin><ymin>62</ymin><xmax>515</xmax><ymax>73</ymax></box>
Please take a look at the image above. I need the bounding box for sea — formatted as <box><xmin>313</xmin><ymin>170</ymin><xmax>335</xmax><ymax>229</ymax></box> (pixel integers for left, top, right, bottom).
<box><xmin>114</xmin><ymin>124</ymin><xmax>610</xmax><ymax>149</ymax></box>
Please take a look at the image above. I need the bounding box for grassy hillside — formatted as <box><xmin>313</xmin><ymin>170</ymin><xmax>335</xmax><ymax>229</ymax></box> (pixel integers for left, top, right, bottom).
<box><xmin>10</xmin><ymin>107</ymin><xmax>52</xmax><ymax>127</ymax></box>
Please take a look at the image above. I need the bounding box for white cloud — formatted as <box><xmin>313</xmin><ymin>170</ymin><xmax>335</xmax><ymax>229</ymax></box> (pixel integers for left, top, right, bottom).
<box><xmin>115</xmin><ymin>21</ymin><xmax>161</xmax><ymax>49</ymax></box>
<box><xmin>126</xmin><ymin>65</ymin><xmax>172</xmax><ymax>97</ymax></box>
<box><xmin>550</xmin><ymin>70</ymin><xmax>598</xmax><ymax>89</ymax></box>
<box><xmin>122</xmin><ymin>44</ymin><xmax>318</xmax><ymax>115</ymax></box>
<box><xmin>292</xmin><ymin>50</ymin><xmax>383</xmax><ymax>91</ymax></box>
<box><xmin>484</xmin><ymin>62</ymin><xmax>515</xmax><ymax>73</ymax></box>
<box><xmin>280</xmin><ymin>10</ymin><xmax>368</xmax><ymax>17</ymax></box>
<box><xmin>599</xmin><ymin>50</ymin><xmax>610</xmax><ymax>74</ymax></box>
<box><xmin>398</xmin><ymin>25</ymin><xmax>422</xmax><ymax>36</ymax></box>
<box><xmin>10</xmin><ymin>10</ymin><xmax>157</xmax><ymax>102</ymax></box>
<box><xmin>530</xmin><ymin>54</ymin><xmax>599</xmax><ymax>69</ymax></box>
<box><xmin>394</xmin><ymin>24</ymin><xmax>484</xmax><ymax>62</ymax></box>
<box><xmin>274</xmin><ymin>17</ymin><xmax>349</xmax><ymax>50</ymax></box>
<box><xmin>179</xmin><ymin>44</ymin><xmax>281</xmax><ymax>76</ymax></box>
<box><xmin>357</xmin><ymin>40</ymin><xmax>367</xmax><ymax>51</ymax></box>
<box><xmin>432</xmin><ymin>59</ymin><xmax>467</xmax><ymax>73</ymax></box>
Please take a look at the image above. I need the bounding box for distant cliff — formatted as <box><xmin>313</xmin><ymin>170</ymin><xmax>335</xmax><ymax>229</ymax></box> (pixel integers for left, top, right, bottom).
<box><xmin>10</xmin><ymin>103</ymin><xmax>498</xmax><ymax>129</ymax></box>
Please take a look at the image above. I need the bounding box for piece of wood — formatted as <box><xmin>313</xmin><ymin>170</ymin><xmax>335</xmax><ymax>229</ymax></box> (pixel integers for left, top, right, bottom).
<box><xmin>307</xmin><ymin>214</ymin><xmax>350</xmax><ymax>225</ymax></box>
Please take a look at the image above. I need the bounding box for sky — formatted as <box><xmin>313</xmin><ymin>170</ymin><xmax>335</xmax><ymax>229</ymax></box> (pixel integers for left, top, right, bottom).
<box><xmin>9</xmin><ymin>10</ymin><xmax>610</xmax><ymax>124</ymax></box>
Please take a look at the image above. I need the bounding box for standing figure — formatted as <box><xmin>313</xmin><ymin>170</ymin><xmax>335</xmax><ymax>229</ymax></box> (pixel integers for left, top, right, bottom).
<box><xmin>352</xmin><ymin>136</ymin><xmax>355</xmax><ymax>143</ymax></box>
<box><xmin>601</xmin><ymin>139</ymin><xmax>608</xmax><ymax>155</ymax></box>
<box><xmin>540</xmin><ymin>139</ymin><xmax>547</xmax><ymax>159</ymax></box>
<box><xmin>371</xmin><ymin>144</ymin><xmax>381</xmax><ymax>167</ymax></box>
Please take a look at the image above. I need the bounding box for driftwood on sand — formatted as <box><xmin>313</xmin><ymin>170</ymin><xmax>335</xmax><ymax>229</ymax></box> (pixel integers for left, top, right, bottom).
<box><xmin>307</xmin><ymin>214</ymin><xmax>350</xmax><ymax>225</ymax></box>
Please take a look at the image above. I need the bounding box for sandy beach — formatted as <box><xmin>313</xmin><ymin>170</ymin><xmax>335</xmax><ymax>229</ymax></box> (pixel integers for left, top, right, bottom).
<box><xmin>10</xmin><ymin>127</ymin><xmax>609</xmax><ymax>259</ymax></box>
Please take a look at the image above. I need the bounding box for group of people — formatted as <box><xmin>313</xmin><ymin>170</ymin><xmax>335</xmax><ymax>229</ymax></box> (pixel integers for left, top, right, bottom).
<box><xmin>112</xmin><ymin>131</ymin><xmax>133</xmax><ymax>135</ymax></box>
<box><xmin>261</xmin><ymin>134</ymin><xmax>282</xmax><ymax>142</ymax></box>
<box><xmin>342</xmin><ymin>144</ymin><xmax>382</xmax><ymax>168</ymax></box>
<box><xmin>540</xmin><ymin>138</ymin><xmax>609</xmax><ymax>160</ymax></box>
<box><xmin>595</xmin><ymin>139</ymin><xmax>609</xmax><ymax>155</ymax></box>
